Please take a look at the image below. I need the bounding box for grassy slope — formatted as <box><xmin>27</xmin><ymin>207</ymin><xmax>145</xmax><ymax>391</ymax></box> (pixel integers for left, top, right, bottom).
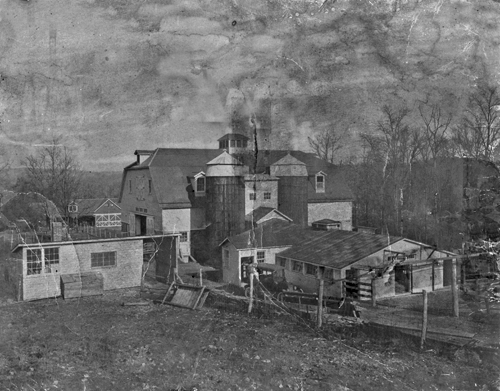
<box><xmin>0</xmin><ymin>289</ymin><xmax>498</xmax><ymax>391</ymax></box>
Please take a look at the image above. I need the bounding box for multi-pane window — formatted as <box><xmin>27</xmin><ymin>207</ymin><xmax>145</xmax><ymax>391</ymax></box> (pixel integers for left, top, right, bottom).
<box><xmin>26</xmin><ymin>248</ymin><xmax>59</xmax><ymax>275</ymax></box>
<box><xmin>91</xmin><ymin>251</ymin><xmax>116</xmax><ymax>268</ymax></box>
<box><xmin>179</xmin><ymin>232</ymin><xmax>188</xmax><ymax>242</ymax></box>
<box><xmin>306</xmin><ymin>263</ymin><xmax>318</xmax><ymax>276</ymax></box>
<box><xmin>277</xmin><ymin>257</ymin><xmax>287</xmax><ymax>269</ymax></box>
<box><xmin>256</xmin><ymin>251</ymin><xmax>265</xmax><ymax>263</ymax></box>
<box><xmin>68</xmin><ymin>204</ymin><xmax>78</xmax><ymax>213</ymax></box>
<box><xmin>27</xmin><ymin>249</ymin><xmax>42</xmax><ymax>275</ymax></box>
<box><xmin>44</xmin><ymin>248</ymin><xmax>59</xmax><ymax>273</ymax></box>
<box><xmin>249</xmin><ymin>192</ymin><xmax>256</xmax><ymax>201</ymax></box>
<box><xmin>292</xmin><ymin>261</ymin><xmax>303</xmax><ymax>273</ymax></box>
<box><xmin>316</xmin><ymin>174</ymin><xmax>325</xmax><ymax>192</ymax></box>
<box><xmin>264</xmin><ymin>192</ymin><xmax>271</xmax><ymax>200</ymax></box>
<box><xmin>196</xmin><ymin>177</ymin><xmax>205</xmax><ymax>192</ymax></box>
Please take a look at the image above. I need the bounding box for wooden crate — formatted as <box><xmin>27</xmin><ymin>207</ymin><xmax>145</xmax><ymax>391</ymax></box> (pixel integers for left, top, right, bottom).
<box><xmin>61</xmin><ymin>272</ymin><xmax>104</xmax><ymax>299</ymax></box>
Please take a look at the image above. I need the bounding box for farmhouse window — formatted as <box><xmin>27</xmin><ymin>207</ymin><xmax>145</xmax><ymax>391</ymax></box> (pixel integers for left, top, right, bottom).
<box><xmin>230</xmin><ymin>140</ymin><xmax>236</xmax><ymax>147</ymax></box>
<box><xmin>315</xmin><ymin>174</ymin><xmax>325</xmax><ymax>193</ymax></box>
<box><xmin>324</xmin><ymin>268</ymin><xmax>334</xmax><ymax>280</ymax></box>
<box><xmin>236</xmin><ymin>140</ymin><xmax>242</xmax><ymax>147</ymax></box>
<box><xmin>305</xmin><ymin>263</ymin><xmax>318</xmax><ymax>276</ymax></box>
<box><xmin>27</xmin><ymin>249</ymin><xmax>42</xmax><ymax>275</ymax></box>
<box><xmin>249</xmin><ymin>192</ymin><xmax>256</xmax><ymax>201</ymax></box>
<box><xmin>44</xmin><ymin>248</ymin><xmax>60</xmax><ymax>273</ymax></box>
<box><xmin>91</xmin><ymin>251</ymin><xmax>116</xmax><ymax>268</ymax></box>
<box><xmin>179</xmin><ymin>232</ymin><xmax>188</xmax><ymax>242</ymax></box>
<box><xmin>263</xmin><ymin>192</ymin><xmax>271</xmax><ymax>200</ymax></box>
<box><xmin>149</xmin><ymin>179</ymin><xmax>152</xmax><ymax>194</ymax></box>
<box><xmin>292</xmin><ymin>261</ymin><xmax>303</xmax><ymax>273</ymax></box>
<box><xmin>257</xmin><ymin>251</ymin><xmax>265</xmax><ymax>263</ymax></box>
<box><xmin>68</xmin><ymin>204</ymin><xmax>78</xmax><ymax>213</ymax></box>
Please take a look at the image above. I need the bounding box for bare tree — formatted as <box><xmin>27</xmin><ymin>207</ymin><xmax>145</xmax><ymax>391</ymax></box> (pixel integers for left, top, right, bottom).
<box><xmin>453</xmin><ymin>84</ymin><xmax>500</xmax><ymax>160</ymax></box>
<box><xmin>418</xmin><ymin>104</ymin><xmax>453</xmax><ymax>161</ymax></box>
<box><xmin>15</xmin><ymin>137</ymin><xmax>82</xmax><ymax>219</ymax></box>
<box><xmin>308</xmin><ymin>126</ymin><xmax>346</xmax><ymax>163</ymax></box>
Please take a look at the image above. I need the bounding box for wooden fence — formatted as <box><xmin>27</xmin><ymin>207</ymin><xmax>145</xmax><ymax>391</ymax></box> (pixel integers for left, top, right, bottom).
<box><xmin>343</xmin><ymin>279</ymin><xmax>373</xmax><ymax>300</ymax></box>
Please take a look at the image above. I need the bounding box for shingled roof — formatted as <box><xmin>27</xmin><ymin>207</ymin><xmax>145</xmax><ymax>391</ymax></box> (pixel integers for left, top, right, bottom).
<box><xmin>222</xmin><ymin>218</ymin><xmax>401</xmax><ymax>270</ymax></box>
<box><xmin>279</xmin><ymin>230</ymin><xmax>401</xmax><ymax>269</ymax></box>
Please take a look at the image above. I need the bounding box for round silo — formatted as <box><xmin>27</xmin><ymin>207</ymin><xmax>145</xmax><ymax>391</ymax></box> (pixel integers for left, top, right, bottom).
<box><xmin>205</xmin><ymin>152</ymin><xmax>247</xmax><ymax>249</ymax></box>
<box><xmin>270</xmin><ymin>153</ymin><xmax>309</xmax><ymax>227</ymax></box>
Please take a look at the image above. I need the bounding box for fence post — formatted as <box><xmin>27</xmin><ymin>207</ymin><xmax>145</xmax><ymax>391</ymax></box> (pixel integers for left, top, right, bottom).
<box><xmin>451</xmin><ymin>259</ymin><xmax>459</xmax><ymax>318</ymax></box>
<box><xmin>420</xmin><ymin>290</ymin><xmax>428</xmax><ymax>349</ymax></box>
<box><xmin>371</xmin><ymin>278</ymin><xmax>377</xmax><ymax>307</ymax></box>
<box><xmin>317</xmin><ymin>267</ymin><xmax>324</xmax><ymax>328</ymax></box>
<box><xmin>248</xmin><ymin>274</ymin><xmax>254</xmax><ymax>314</ymax></box>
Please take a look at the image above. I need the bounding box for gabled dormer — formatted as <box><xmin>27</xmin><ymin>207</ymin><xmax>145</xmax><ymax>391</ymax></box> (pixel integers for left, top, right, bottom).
<box><xmin>315</xmin><ymin>171</ymin><xmax>327</xmax><ymax>193</ymax></box>
<box><xmin>194</xmin><ymin>172</ymin><xmax>206</xmax><ymax>196</ymax></box>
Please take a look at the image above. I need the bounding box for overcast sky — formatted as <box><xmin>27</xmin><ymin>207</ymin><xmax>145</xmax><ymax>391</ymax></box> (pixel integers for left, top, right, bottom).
<box><xmin>0</xmin><ymin>0</ymin><xmax>498</xmax><ymax>170</ymax></box>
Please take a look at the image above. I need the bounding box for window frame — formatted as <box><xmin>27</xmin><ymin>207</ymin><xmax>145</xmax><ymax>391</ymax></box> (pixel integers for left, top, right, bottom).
<box><xmin>179</xmin><ymin>231</ymin><xmax>188</xmax><ymax>242</ymax></box>
<box><xmin>91</xmin><ymin>251</ymin><xmax>117</xmax><ymax>268</ymax></box>
<box><xmin>292</xmin><ymin>260</ymin><xmax>303</xmax><ymax>273</ymax></box>
<box><xmin>256</xmin><ymin>251</ymin><xmax>265</xmax><ymax>263</ymax></box>
<box><xmin>196</xmin><ymin>177</ymin><xmax>205</xmax><ymax>193</ymax></box>
<box><xmin>277</xmin><ymin>257</ymin><xmax>287</xmax><ymax>269</ymax></box>
<box><xmin>26</xmin><ymin>247</ymin><xmax>60</xmax><ymax>276</ymax></box>
<box><xmin>315</xmin><ymin>173</ymin><xmax>325</xmax><ymax>193</ymax></box>
<box><xmin>263</xmin><ymin>192</ymin><xmax>271</xmax><ymax>200</ymax></box>
<box><xmin>305</xmin><ymin>263</ymin><xmax>318</xmax><ymax>276</ymax></box>
<box><xmin>249</xmin><ymin>192</ymin><xmax>256</xmax><ymax>201</ymax></box>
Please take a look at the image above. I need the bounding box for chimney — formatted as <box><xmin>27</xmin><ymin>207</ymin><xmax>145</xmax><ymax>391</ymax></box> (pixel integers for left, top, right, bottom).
<box><xmin>134</xmin><ymin>150</ymin><xmax>154</xmax><ymax>165</ymax></box>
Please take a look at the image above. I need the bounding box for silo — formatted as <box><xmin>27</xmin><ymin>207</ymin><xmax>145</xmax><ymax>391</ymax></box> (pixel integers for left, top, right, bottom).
<box><xmin>270</xmin><ymin>153</ymin><xmax>308</xmax><ymax>227</ymax></box>
<box><xmin>205</xmin><ymin>151</ymin><xmax>247</xmax><ymax>250</ymax></box>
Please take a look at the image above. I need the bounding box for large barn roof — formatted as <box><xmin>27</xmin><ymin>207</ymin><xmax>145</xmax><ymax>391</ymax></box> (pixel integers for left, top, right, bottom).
<box><xmin>121</xmin><ymin>148</ymin><xmax>353</xmax><ymax>208</ymax></box>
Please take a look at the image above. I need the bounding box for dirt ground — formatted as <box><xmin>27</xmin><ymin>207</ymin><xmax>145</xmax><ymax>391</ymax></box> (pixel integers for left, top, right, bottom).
<box><xmin>0</xmin><ymin>286</ymin><xmax>499</xmax><ymax>391</ymax></box>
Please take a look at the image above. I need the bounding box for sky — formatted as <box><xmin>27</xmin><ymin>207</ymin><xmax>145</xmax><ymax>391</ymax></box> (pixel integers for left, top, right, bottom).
<box><xmin>0</xmin><ymin>0</ymin><xmax>499</xmax><ymax>171</ymax></box>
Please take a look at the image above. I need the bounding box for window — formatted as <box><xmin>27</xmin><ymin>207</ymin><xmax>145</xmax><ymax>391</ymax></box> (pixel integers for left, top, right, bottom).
<box><xmin>306</xmin><ymin>263</ymin><xmax>318</xmax><ymax>276</ymax></box>
<box><xmin>292</xmin><ymin>261</ymin><xmax>303</xmax><ymax>273</ymax></box>
<box><xmin>149</xmin><ymin>179</ymin><xmax>152</xmax><ymax>194</ymax></box>
<box><xmin>27</xmin><ymin>248</ymin><xmax>59</xmax><ymax>275</ymax></box>
<box><xmin>264</xmin><ymin>192</ymin><xmax>271</xmax><ymax>200</ymax></box>
<box><xmin>91</xmin><ymin>251</ymin><xmax>116</xmax><ymax>268</ymax></box>
<box><xmin>196</xmin><ymin>177</ymin><xmax>205</xmax><ymax>192</ymax></box>
<box><xmin>236</xmin><ymin>140</ymin><xmax>242</xmax><ymax>147</ymax></box>
<box><xmin>129</xmin><ymin>179</ymin><xmax>132</xmax><ymax>193</ymax></box>
<box><xmin>242</xmin><ymin>140</ymin><xmax>248</xmax><ymax>148</ymax></box>
<box><xmin>44</xmin><ymin>248</ymin><xmax>59</xmax><ymax>273</ymax></box>
<box><xmin>316</xmin><ymin>174</ymin><xmax>325</xmax><ymax>193</ymax></box>
<box><xmin>230</xmin><ymin>140</ymin><xmax>236</xmax><ymax>147</ymax></box>
<box><xmin>257</xmin><ymin>251</ymin><xmax>265</xmax><ymax>263</ymax></box>
<box><xmin>249</xmin><ymin>192</ymin><xmax>256</xmax><ymax>201</ymax></box>
<box><xmin>27</xmin><ymin>249</ymin><xmax>42</xmax><ymax>275</ymax></box>
<box><xmin>277</xmin><ymin>257</ymin><xmax>287</xmax><ymax>269</ymax></box>
<box><xmin>180</xmin><ymin>232</ymin><xmax>188</xmax><ymax>242</ymax></box>
<box><xmin>68</xmin><ymin>204</ymin><xmax>78</xmax><ymax>213</ymax></box>
<box><xmin>324</xmin><ymin>268</ymin><xmax>334</xmax><ymax>280</ymax></box>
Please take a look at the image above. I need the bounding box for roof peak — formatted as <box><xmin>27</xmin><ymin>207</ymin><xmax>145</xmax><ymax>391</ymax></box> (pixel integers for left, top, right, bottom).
<box><xmin>206</xmin><ymin>151</ymin><xmax>243</xmax><ymax>166</ymax></box>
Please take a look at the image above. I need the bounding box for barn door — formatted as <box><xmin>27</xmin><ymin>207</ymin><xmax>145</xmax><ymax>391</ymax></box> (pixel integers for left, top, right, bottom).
<box><xmin>146</xmin><ymin>216</ymin><xmax>155</xmax><ymax>235</ymax></box>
